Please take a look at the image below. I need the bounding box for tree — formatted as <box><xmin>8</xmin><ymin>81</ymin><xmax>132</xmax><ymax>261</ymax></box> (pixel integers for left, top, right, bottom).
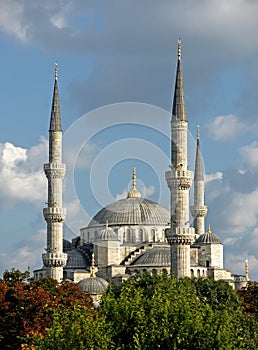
<box><xmin>99</xmin><ymin>273</ymin><xmax>255</xmax><ymax>349</ymax></box>
<box><xmin>0</xmin><ymin>270</ymin><xmax>94</xmax><ymax>350</ymax></box>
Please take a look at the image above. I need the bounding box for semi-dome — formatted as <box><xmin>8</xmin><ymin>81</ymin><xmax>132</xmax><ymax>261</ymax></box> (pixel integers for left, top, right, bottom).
<box><xmin>63</xmin><ymin>239</ymin><xmax>73</xmax><ymax>251</ymax></box>
<box><xmin>131</xmin><ymin>247</ymin><xmax>171</xmax><ymax>266</ymax></box>
<box><xmin>78</xmin><ymin>276</ymin><xmax>109</xmax><ymax>295</ymax></box>
<box><xmin>88</xmin><ymin>198</ymin><xmax>170</xmax><ymax>227</ymax></box>
<box><xmin>65</xmin><ymin>250</ymin><xmax>88</xmax><ymax>269</ymax></box>
<box><xmin>195</xmin><ymin>225</ymin><xmax>221</xmax><ymax>244</ymax></box>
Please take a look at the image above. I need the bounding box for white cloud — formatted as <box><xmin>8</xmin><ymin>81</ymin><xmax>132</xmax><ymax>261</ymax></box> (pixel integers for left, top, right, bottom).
<box><xmin>115</xmin><ymin>189</ymin><xmax>128</xmax><ymax>201</ymax></box>
<box><xmin>0</xmin><ymin>0</ymin><xmax>28</xmax><ymax>41</ymax></box>
<box><xmin>0</xmin><ymin>139</ymin><xmax>47</xmax><ymax>209</ymax></box>
<box><xmin>0</xmin><ymin>228</ymin><xmax>45</xmax><ymax>276</ymax></box>
<box><xmin>205</xmin><ymin>171</ymin><xmax>223</xmax><ymax>183</ymax></box>
<box><xmin>142</xmin><ymin>185</ymin><xmax>155</xmax><ymax>198</ymax></box>
<box><xmin>207</xmin><ymin>114</ymin><xmax>246</xmax><ymax>142</ymax></box>
<box><xmin>221</xmin><ymin>189</ymin><xmax>258</xmax><ymax>234</ymax></box>
<box><xmin>239</xmin><ymin>141</ymin><xmax>258</xmax><ymax>169</ymax></box>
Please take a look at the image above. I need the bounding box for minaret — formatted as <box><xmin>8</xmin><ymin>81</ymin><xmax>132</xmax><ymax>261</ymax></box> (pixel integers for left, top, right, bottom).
<box><xmin>190</xmin><ymin>126</ymin><xmax>208</xmax><ymax>236</ymax></box>
<box><xmin>42</xmin><ymin>63</ymin><xmax>67</xmax><ymax>282</ymax></box>
<box><xmin>245</xmin><ymin>259</ymin><xmax>249</xmax><ymax>282</ymax></box>
<box><xmin>165</xmin><ymin>40</ymin><xmax>195</xmax><ymax>279</ymax></box>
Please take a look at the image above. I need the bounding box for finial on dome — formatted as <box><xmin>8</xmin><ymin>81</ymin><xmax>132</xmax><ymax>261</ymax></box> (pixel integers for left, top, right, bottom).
<box><xmin>127</xmin><ymin>167</ymin><xmax>141</xmax><ymax>198</ymax></box>
<box><xmin>106</xmin><ymin>220</ymin><xmax>108</xmax><ymax>230</ymax></box>
<box><xmin>197</xmin><ymin>125</ymin><xmax>200</xmax><ymax>140</ymax></box>
<box><xmin>177</xmin><ymin>38</ymin><xmax>181</xmax><ymax>61</ymax></box>
<box><xmin>55</xmin><ymin>62</ymin><xmax>58</xmax><ymax>80</ymax></box>
<box><xmin>90</xmin><ymin>252</ymin><xmax>96</xmax><ymax>278</ymax></box>
<box><xmin>208</xmin><ymin>224</ymin><xmax>211</xmax><ymax>233</ymax></box>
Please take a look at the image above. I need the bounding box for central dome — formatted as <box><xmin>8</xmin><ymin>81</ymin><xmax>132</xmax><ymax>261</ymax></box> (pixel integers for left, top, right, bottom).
<box><xmin>88</xmin><ymin>197</ymin><xmax>170</xmax><ymax>227</ymax></box>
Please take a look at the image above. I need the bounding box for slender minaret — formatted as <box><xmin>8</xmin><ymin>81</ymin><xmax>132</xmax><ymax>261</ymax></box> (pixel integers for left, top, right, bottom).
<box><xmin>245</xmin><ymin>259</ymin><xmax>249</xmax><ymax>282</ymax></box>
<box><xmin>165</xmin><ymin>40</ymin><xmax>195</xmax><ymax>279</ymax></box>
<box><xmin>190</xmin><ymin>126</ymin><xmax>208</xmax><ymax>236</ymax></box>
<box><xmin>42</xmin><ymin>64</ymin><xmax>67</xmax><ymax>282</ymax></box>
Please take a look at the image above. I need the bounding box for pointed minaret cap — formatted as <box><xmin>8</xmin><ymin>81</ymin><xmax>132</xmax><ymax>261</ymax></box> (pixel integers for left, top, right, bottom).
<box><xmin>172</xmin><ymin>39</ymin><xmax>186</xmax><ymax>121</ymax></box>
<box><xmin>194</xmin><ymin>125</ymin><xmax>204</xmax><ymax>181</ymax></box>
<box><xmin>49</xmin><ymin>62</ymin><xmax>62</xmax><ymax>132</ymax></box>
<box><xmin>90</xmin><ymin>252</ymin><xmax>96</xmax><ymax>278</ymax></box>
<box><xmin>127</xmin><ymin>167</ymin><xmax>141</xmax><ymax>198</ymax></box>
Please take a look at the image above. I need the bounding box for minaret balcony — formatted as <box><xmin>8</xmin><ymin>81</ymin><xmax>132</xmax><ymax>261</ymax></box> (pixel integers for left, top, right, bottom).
<box><xmin>44</xmin><ymin>163</ymin><xmax>66</xmax><ymax>179</ymax></box>
<box><xmin>42</xmin><ymin>252</ymin><xmax>67</xmax><ymax>267</ymax></box>
<box><xmin>43</xmin><ymin>207</ymin><xmax>66</xmax><ymax>223</ymax></box>
<box><xmin>165</xmin><ymin>169</ymin><xmax>193</xmax><ymax>190</ymax></box>
<box><xmin>165</xmin><ymin>227</ymin><xmax>195</xmax><ymax>245</ymax></box>
<box><xmin>190</xmin><ymin>205</ymin><xmax>208</xmax><ymax>218</ymax></box>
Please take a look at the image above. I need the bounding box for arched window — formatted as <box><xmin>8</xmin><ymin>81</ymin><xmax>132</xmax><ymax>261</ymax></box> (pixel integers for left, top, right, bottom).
<box><xmin>151</xmin><ymin>229</ymin><xmax>155</xmax><ymax>242</ymax></box>
<box><xmin>127</xmin><ymin>228</ymin><xmax>131</xmax><ymax>242</ymax></box>
<box><xmin>139</xmin><ymin>228</ymin><xmax>144</xmax><ymax>242</ymax></box>
<box><xmin>197</xmin><ymin>269</ymin><xmax>200</xmax><ymax>277</ymax></box>
<box><xmin>191</xmin><ymin>269</ymin><xmax>194</xmax><ymax>278</ymax></box>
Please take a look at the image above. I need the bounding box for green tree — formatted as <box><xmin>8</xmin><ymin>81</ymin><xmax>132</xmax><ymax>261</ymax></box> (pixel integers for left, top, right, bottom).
<box><xmin>99</xmin><ymin>273</ymin><xmax>254</xmax><ymax>349</ymax></box>
<box><xmin>27</xmin><ymin>306</ymin><xmax>111</xmax><ymax>350</ymax></box>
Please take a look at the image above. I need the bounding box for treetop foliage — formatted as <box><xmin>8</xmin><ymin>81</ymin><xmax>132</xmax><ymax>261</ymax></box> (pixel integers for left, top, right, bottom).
<box><xmin>1</xmin><ymin>269</ymin><xmax>258</xmax><ymax>349</ymax></box>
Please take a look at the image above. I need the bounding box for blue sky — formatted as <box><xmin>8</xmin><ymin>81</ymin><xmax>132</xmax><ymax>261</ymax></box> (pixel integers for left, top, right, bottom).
<box><xmin>1</xmin><ymin>0</ymin><xmax>258</xmax><ymax>280</ymax></box>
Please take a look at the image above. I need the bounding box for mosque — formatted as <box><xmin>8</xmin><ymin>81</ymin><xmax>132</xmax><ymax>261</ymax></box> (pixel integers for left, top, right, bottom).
<box><xmin>33</xmin><ymin>41</ymin><xmax>247</xmax><ymax>294</ymax></box>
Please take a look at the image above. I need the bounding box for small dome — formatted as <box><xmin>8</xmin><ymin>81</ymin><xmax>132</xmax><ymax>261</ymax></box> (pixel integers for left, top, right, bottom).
<box><xmin>195</xmin><ymin>225</ymin><xmax>221</xmax><ymax>244</ymax></box>
<box><xmin>78</xmin><ymin>277</ymin><xmax>109</xmax><ymax>295</ymax></box>
<box><xmin>98</xmin><ymin>221</ymin><xmax>118</xmax><ymax>241</ymax></box>
<box><xmin>131</xmin><ymin>247</ymin><xmax>171</xmax><ymax>266</ymax></box>
<box><xmin>65</xmin><ymin>250</ymin><xmax>88</xmax><ymax>269</ymax></box>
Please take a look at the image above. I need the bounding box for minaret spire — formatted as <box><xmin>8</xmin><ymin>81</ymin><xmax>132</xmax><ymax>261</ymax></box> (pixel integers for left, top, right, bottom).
<box><xmin>165</xmin><ymin>40</ymin><xmax>195</xmax><ymax>279</ymax></box>
<box><xmin>245</xmin><ymin>259</ymin><xmax>249</xmax><ymax>282</ymax></box>
<box><xmin>49</xmin><ymin>63</ymin><xmax>62</xmax><ymax>133</ymax></box>
<box><xmin>172</xmin><ymin>38</ymin><xmax>186</xmax><ymax>122</ymax></box>
<box><xmin>42</xmin><ymin>64</ymin><xmax>67</xmax><ymax>282</ymax></box>
<box><xmin>190</xmin><ymin>126</ymin><xmax>208</xmax><ymax>235</ymax></box>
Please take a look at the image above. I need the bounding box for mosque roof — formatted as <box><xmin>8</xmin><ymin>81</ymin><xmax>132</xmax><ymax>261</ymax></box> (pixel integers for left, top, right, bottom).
<box><xmin>78</xmin><ymin>276</ymin><xmax>109</xmax><ymax>295</ymax></box>
<box><xmin>98</xmin><ymin>221</ymin><xmax>118</xmax><ymax>240</ymax></box>
<box><xmin>130</xmin><ymin>247</ymin><xmax>171</xmax><ymax>266</ymax></box>
<box><xmin>195</xmin><ymin>225</ymin><xmax>221</xmax><ymax>244</ymax></box>
<box><xmin>88</xmin><ymin>168</ymin><xmax>169</xmax><ymax>228</ymax></box>
<box><xmin>64</xmin><ymin>249</ymin><xmax>89</xmax><ymax>269</ymax></box>
<box><xmin>88</xmin><ymin>198</ymin><xmax>170</xmax><ymax>227</ymax></box>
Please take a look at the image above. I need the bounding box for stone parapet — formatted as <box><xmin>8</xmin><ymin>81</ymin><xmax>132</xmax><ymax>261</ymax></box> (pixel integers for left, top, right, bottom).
<box><xmin>165</xmin><ymin>227</ymin><xmax>195</xmax><ymax>245</ymax></box>
<box><xmin>190</xmin><ymin>205</ymin><xmax>208</xmax><ymax>218</ymax></box>
<box><xmin>42</xmin><ymin>252</ymin><xmax>67</xmax><ymax>267</ymax></box>
<box><xmin>44</xmin><ymin>163</ymin><xmax>66</xmax><ymax>179</ymax></box>
<box><xmin>165</xmin><ymin>169</ymin><xmax>193</xmax><ymax>190</ymax></box>
<box><xmin>43</xmin><ymin>207</ymin><xmax>66</xmax><ymax>222</ymax></box>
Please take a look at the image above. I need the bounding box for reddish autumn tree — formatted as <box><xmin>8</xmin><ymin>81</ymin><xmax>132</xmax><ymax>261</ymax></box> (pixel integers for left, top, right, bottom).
<box><xmin>0</xmin><ymin>270</ymin><xmax>94</xmax><ymax>350</ymax></box>
<box><xmin>238</xmin><ymin>281</ymin><xmax>258</xmax><ymax>318</ymax></box>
